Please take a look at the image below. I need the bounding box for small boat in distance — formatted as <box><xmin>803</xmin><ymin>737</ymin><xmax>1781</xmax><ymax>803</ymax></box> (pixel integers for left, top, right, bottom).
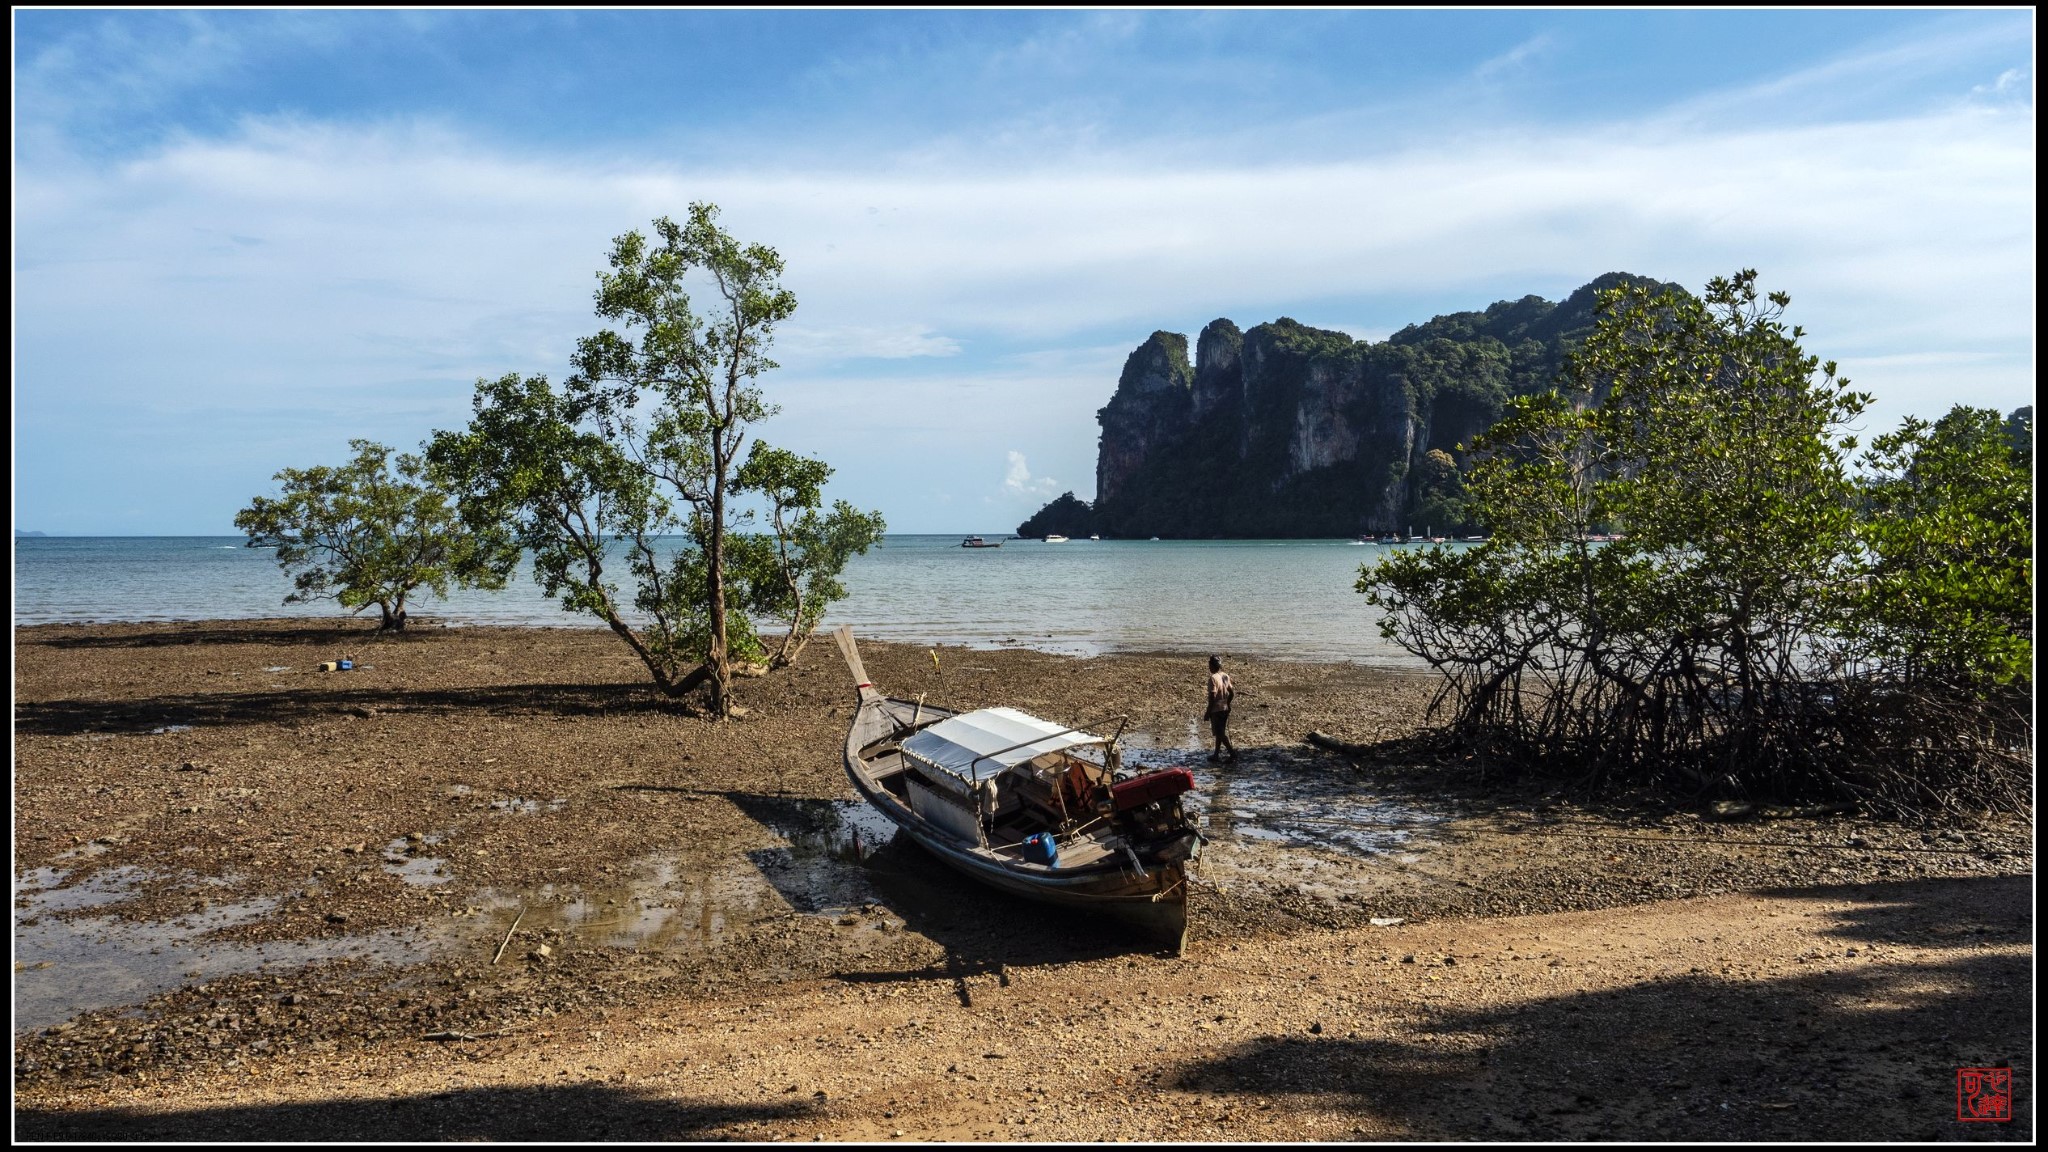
<box><xmin>961</xmin><ymin>535</ymin><xmax>1001</xmax><ymax>548</ymax></box>
<box><xmin>1089</xmin><ymin>534</ymin><xmax>1101</xmax><ymax>540</ymax></box>
<box><xmin>833</xmin><ymin>627</ymin><xmax>1199</xmax><ymax>949</ymax></box>
<box><xmin>1043</xmin><ymin>534</ymin><xmax>1069</xmax><ymax>543</ymax></box>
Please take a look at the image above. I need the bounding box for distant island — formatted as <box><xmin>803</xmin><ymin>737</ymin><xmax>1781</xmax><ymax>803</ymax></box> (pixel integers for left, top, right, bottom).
<box><xmin>15</xmin><ymin>529</ymin><xmax>48</xmax><ymax>537</ymax></box>
<box><xmin>1018</xmin><ymin>272</ymin><xmax>1677</xmax><ymax>540</ymax></box>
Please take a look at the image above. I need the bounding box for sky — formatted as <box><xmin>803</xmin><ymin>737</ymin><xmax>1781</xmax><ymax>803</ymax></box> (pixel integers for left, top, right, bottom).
<box><xmin>12</xmin><ymin>9</ymin><xmax>2036</xmax><ymax>535</ymax></box>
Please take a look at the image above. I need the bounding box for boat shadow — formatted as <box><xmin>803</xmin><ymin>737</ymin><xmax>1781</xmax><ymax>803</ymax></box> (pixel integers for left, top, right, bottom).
<box><xmin>720</xmin><ymin>791</ymin><xmax>1175</xmax><ymax>1007</ymax></box>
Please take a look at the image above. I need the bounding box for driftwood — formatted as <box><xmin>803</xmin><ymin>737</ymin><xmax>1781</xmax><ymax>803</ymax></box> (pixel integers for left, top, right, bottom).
<box><xmin>1306</xmin><ymin>730</ymin><xmax>1373</xmax><ymax>758</ymax></box>
<box><xmin>423</xmin><ymin>1026</ymin><xmax>523</xmax><ymax>1042</ymax></box>
<box><xmin>491</xmin><ymin>906</ymin><xmax>526</xmax><ymax>965</ymax></box>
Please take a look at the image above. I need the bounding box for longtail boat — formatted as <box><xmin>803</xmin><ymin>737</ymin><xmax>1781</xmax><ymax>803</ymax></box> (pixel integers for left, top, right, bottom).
<box><xmin>833</xmin><ymin>626</ymin><xmax>1199</xmax><ymax>950</ymax></box>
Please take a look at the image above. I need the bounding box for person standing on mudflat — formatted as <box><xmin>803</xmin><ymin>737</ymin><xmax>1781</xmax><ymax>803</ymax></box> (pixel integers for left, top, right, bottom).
<box><xmin>1204</xmin><ymin>655</ymin><xmax>1237</xmax><ymax>761</ymax></box>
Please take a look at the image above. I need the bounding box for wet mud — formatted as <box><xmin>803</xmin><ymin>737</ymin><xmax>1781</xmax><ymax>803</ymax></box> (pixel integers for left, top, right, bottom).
<box><xmin>12</xmin><ymin>619</ymin><xmax>2033</xmax><ymax>1140</ymax></box>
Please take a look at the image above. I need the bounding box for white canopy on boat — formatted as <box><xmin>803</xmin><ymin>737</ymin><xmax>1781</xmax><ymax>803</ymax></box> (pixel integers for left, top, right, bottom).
<box><xmin>900</xmin><ymin>706</ymin><xmax>1103</xmax><ymax>782</ymax></box>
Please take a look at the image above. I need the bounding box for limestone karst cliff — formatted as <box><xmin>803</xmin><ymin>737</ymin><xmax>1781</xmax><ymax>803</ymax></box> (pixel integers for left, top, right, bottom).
<box><xmin>1020</xmin><ymin>272</ymin><xmax>1678</xmax><ymax>539</ymax></box>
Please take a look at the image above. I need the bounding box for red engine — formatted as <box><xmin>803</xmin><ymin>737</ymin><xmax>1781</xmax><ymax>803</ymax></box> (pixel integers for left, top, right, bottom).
<box><xmin>1110</xmin><ymin>767</ymin><xmax>1195</xmax><ymax>813</ymax></box>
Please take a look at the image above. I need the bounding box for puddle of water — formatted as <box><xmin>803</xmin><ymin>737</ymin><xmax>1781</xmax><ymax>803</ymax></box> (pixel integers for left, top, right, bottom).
<box><xmin>15</xmin><ymin>769</ymin><xmax>1439</xmax><ymax>1035</ymax></box>
<box><xmin>746</xmin><ymin>799</ymin><xmax>901</xmax><ymax>917</ymax></box>
<box><xmin>14</xmin><ymin>866</ymin><xmax>147</xmax><ymax>915</ymax></box>
<box><xmin>758</xmin><ymin>798</ymin><xmax>900</xmax><ymax>862</ymax></box>
<box><xmin>381</xmin><ymin>834</ymin><xmax>454</xmax><ymax>887</ymax></box>
<box><xmin>452</xmin><ymin>798</ymin><xmax>904</xmax><ymax>956</ymax></box>
<box><xmin>1123</xmin><ymin>744</ymin><xmax>1446</xmax><ymax>857</ymax></box>
<box><xmin>12</xmin><ymin>867</ymin><xmax>430</xmax><ymax>1036</ymax></box>
<box><xmin>13</xmin><ymin>798</ymin><xmax>909</xmax><ymax>1034</ymax></box>
<box><xmin>453</xmin><ymin>863</ymin><xmax>769</xmax><ymax>955</ymax></box>
<box><xmin>1118</xmin><ymin>740</ymin><xmax>1451</xmax><ymax>907</ymax></box>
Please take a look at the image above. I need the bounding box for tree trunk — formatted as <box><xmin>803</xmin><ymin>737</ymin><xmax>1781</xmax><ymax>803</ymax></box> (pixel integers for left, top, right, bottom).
<box><xmin>767</xmin><ymin>580</ymin><xmax>806</xmax><ymax>669</ymax></box>
<box><xmin>655</xmin><ymin>661</ymin><xmax>714</xmax><ymax>700</ymax></box>
<box><xmin>705</xmin><ymin>454</ymin><xmax>732</xmax><ymax>719</ymax></box>
<box><xmin>769</xmin><ymin>624</ymin><xmax>812</xmax><ymax>670</ymax></box>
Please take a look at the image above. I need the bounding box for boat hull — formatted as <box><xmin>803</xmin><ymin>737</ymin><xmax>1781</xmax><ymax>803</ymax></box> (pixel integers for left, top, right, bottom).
<box><xmin>842</xmin><ymin>695</ymin><xmax>1190</xmax><ymax>950</ymax></box>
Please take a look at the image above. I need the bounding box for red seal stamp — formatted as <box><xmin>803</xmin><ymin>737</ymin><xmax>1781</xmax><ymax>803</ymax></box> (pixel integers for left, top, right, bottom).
<box><xmin>1956</xmin><ymin>1067</ymin><xmax>2012</xmax><ymax>1122</ymax></box>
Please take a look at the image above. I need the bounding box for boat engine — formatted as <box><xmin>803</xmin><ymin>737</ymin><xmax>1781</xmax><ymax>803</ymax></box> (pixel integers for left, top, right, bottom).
<box><xmin>1112</xmin><ymin>767</ymin><xmax>1196</xmax><ymax>841</ymax></box>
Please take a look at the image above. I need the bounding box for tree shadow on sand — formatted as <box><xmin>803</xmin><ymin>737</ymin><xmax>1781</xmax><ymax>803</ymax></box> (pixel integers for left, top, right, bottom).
<box><xmin>14</xmin><ymin>1081</ymin><xmax>819</xmax><ymax>1142</ymax></box>
<box><xmin>1168</xmin><ymin>875</ymin><xmax>2031</xmax><ymax>1142</ymax></box>
<box><xmin>25</xmin><ymin>621</ymin><xmax>401</xmax><ymax>650</ymax></box>
<box><xmin>14</xmin><ymin>681</ymin><xmax>685</xmax><ymax>736</ymax></box>
<box><xmin>718</xmin><ymin>791</ymin><xmax>1177</xmax><ymax>1009</ymax></box>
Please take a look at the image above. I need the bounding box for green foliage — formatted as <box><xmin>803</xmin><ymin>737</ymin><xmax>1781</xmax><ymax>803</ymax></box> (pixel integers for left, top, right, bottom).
<box><xmin>426</xmin><ymin>370</ymin><xmax>715</xmax><ymax>693</ymax></box>
<box><xmin>1566</xmin><ymin>270</ymin><xmax>1870</xmax><ymax>683</ymax></box>
<box><xmin>428</xmin><ymin>206</ymin><xmax>879</xmax><ymax>713</ymax></box>
<box><xmin>1856</xmin><ymin>406</ymin><xmax>2034</xmax><ymax>688</ymax></box>
<box><xmin>735</xmin><ymin>442</ymin><xmax>887</xmax><ymax>667</ymax></box>
<box><xmin>1360</xmin><ymin>271</ymin><xmax>2029</xmax><ymax>816</ymax></box>
<box><xmin>1017</xmin><ymin>492</ymin><xmax>1095</xmax><ymax>539</ymax></box>
<box><xmin>235</xmin><ymin>439</ymin><xmax>511</xmax><ymax>630</ymax></box>
<box><xmin>1412</xmin><ymin>448</ymin><xmax>1470</xmax><ymax>534</ymax></box>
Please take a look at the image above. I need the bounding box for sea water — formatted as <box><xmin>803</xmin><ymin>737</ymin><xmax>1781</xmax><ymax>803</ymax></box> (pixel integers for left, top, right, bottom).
<box><xmin>12</xmin><ymin>535</ymin><xmax>1455</xmax><ymax>665</ymax></box>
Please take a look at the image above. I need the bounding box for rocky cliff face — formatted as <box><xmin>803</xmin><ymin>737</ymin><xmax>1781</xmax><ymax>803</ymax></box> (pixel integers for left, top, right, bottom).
<box><xmin>1191</xmin><ymin>319</ymin><xmax>1242</xmax><ymax>422</ymax></box>
<box><xmin>1095</xmin><ymin>331</ymin><xmax>1193</xmax><ymax>507</ymax></box>
<box><xmin>1026</xmin><ymin>273</ymin><xmax>1678</xmax><ymax>539</ymax></box>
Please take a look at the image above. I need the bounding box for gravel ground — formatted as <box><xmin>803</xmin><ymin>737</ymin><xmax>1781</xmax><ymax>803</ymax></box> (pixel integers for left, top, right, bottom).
<box><xmin>12</xmin><ymin>619</ymin><xmax>2034</xmax><ymax>1141</ymax></box>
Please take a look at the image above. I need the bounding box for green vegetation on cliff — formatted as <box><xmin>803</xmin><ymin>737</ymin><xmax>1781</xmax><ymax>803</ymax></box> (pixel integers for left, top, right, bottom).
<box><xmin>1015</xmin><ymin>491</ymin><xmax>1096</xmax><ymax>539</ymax></box>
<box><xmin>1038</xmin><ymin>273</ymin><xmax>1679</xmax><ymax>539</ymax></box>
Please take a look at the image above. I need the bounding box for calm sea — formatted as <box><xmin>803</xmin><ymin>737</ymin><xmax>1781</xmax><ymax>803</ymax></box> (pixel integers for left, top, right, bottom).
<box><xmin>12</xmin><ymin>535</ymin><xmax>1449</xmax><ymax>665</ymax></box>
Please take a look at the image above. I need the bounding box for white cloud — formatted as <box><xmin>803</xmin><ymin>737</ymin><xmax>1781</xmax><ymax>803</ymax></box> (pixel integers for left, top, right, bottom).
<box><xmin>778</xmin><ymin>323</ymin><xmax>962</xmax><ymax>361</ymax></box>
<box><xmin>1474</xmin><ymin>34</ymin><xmax>1558</xmax><ymax>82</ymax></box>
<box><xmin>12</xmin><ymin>48</ymin><xmax>2035</xmax><ymax>531</ymax></box>
<box><xmin>1655</xmin><ymin>17</ymin><xmax>2033</xmax><ymax>128</ymax></box>
<box><xmin>1972</xmin><ymin>66</ymin><xmax>2030</xmax><ymax>101</ymax></box>
<box><xmin>26</xmin><ymin>106</ymin><xmax>2027</xmax><ymax>377</ymax></box>
<box><xmin>1002</xmin><ymin>450</ymin><xmax>1060</xmax><ymax>498</ymax></box>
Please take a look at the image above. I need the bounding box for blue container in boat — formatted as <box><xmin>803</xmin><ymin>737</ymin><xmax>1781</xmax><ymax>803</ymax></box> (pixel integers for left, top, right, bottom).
<box><xmin>1022</xmin><ymin>832</ymin><xmax>1059</xmax><ymax>867</ymax></box>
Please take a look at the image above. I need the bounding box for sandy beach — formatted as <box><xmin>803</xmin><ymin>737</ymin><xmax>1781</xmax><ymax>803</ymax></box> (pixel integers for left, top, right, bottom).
<box><xmin>12</xmin><ymin>619</ymin><xmax>2033</xmax><ymax>1141</ymax></box>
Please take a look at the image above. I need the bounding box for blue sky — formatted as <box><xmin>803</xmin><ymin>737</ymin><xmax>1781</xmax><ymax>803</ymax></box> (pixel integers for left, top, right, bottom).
<box><xmin>13</xmin><ymin>9</ymin><xmax>2035</xmax><ymax>534</ymax></box>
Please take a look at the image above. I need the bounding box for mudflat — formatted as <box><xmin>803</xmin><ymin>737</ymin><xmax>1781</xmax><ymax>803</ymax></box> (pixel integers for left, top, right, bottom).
<box><xmin>13</xmin><ymin>619</ymin><xmax>2034</xmax><ymax>1141</ymax></box>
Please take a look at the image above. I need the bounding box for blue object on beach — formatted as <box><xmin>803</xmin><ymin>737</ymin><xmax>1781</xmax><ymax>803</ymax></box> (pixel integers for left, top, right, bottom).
<box><xmin>337</xmin><ymin>659</ymin><xmax>353</xmax><ymax>671</ymax></box>
<box><xmin>1022</xmin><ymin>832</ymin><xmax>1059</xmax><ymax>867</ymax></box>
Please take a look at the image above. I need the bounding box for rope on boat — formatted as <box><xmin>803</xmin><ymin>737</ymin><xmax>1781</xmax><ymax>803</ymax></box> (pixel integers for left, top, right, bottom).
<box><xmin>1150</xmin><ymin>874</ymin><xmax>1189</xmax><ymax>901</ymax></box>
